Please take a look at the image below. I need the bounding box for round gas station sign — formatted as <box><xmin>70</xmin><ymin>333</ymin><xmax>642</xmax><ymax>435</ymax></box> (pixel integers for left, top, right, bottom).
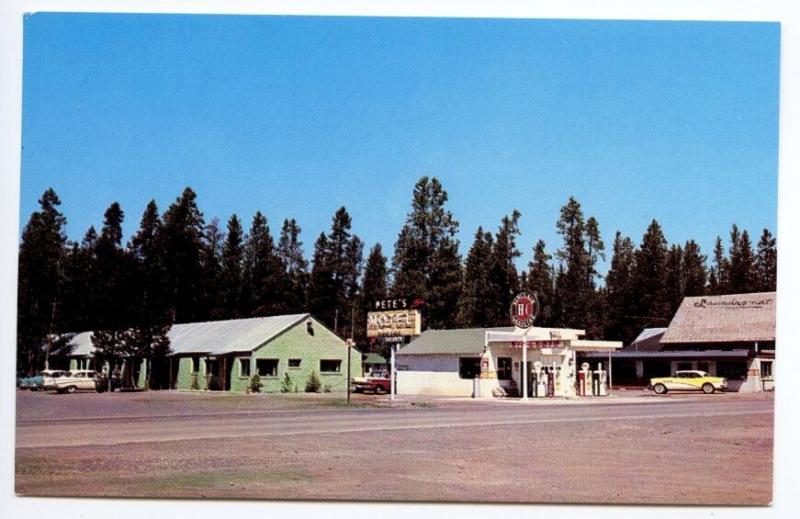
<box><xmin>510</xmin><ymin>291</ymin><xmax>539</xmax><ymax>329</ymax></box>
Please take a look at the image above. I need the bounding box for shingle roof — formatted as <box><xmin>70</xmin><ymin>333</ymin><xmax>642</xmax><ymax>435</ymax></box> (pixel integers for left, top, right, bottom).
<box><xmin>623</xmin><ymin>327</ymin><xmax>667</xmax><ymax>352</ymax></box>
<box><xmin>398</xmin><ymin>327</ymin><xmax>515</xmax><ymax>356</ymax></box>
<box><xmin>660</xmin><ymin>292</ymin><xmax>776</xmax><ymax>344</ymax></box>
<box><xmin>68</xmin><ymin>314</ymin><xmax>311</xmax><ymax>356</ymax></box>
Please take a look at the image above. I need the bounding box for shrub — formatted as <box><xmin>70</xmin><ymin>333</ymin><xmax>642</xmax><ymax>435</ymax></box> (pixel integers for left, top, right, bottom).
<box><xmin>249</xmin><ymin>373</ymin><xmax>263</xmax><ymax>393</ymax></box>
<box><xmin>280</xmin><ymin>372</ymin><xmax>293</xmax><ymax>393</ymax></box>
<box><xmin>305</xmin><ymin>370</ymin><xmax>321</xmax><ymax>393</ymax></box>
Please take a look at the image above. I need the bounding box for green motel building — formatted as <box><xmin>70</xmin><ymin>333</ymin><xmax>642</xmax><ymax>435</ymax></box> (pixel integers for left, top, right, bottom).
<box><xmin>66</xmin><ymin>313</ymin><xmax>362</xmax><ymax>393</ymax></box>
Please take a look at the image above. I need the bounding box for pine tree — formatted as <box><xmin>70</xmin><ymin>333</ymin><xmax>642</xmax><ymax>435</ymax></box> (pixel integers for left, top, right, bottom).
<box><xmin>220</xmin><ymin>215</ymin><xmax>245</xmax><ymax>318</ymax></box>
<box><xmin>306</xmin><ymin>207</ymin><xmax>363</xmax><ymax>335</ymax></box>
<box><xmin>552</xmin><ymin>197</ymin><xmax>596</xmax><ymax>333</ymax></box>
<box><xmin>526</xmin><ymin>239</ymin><xmax>555</xmax><ymax>326</ymax></box>
<box><xmin>391</xmin><ymin>177</ymin><xmax>462</xmax><ymax>330</ymax></box>
<box><xmin>708</xmin><ymin>236</ymin><xmax>728</xmax><ymax>295</ymax></box>
<box><xmin>161</xmin><ymin>187</ymin><xmax>206</xmax><ymax>323</ymax></box>
<box><xmin>729</xmin><ymin>227</ymin><xmax>757</xmax><ymax>293</ymax></box>
<box><xmin>278</xmin><ymin>218</ymin><xmax>309</xmax><ymax>313</ymax></box>
<box><xmin>664</xmin><ymin>244</ymin><xmax>684</xmax><ymax>316</ymax></box>
<box><xmin>243</xmin><ymin>211</ymin><xmax>284</xmax><ymax>316</ymax></box>
<box><xmin>585</xmin><ymin>216</ymin><xmax>605</xmax><ymax>286</ymax></box>
<box><xmin>604</xmin><ymin>232</ymin><xmax>638</xmax><ymax>344</ymax></box>
<box><xmin>486</xmin><ymin>211</ymin><xmax>522</xmax><ymax>326</ymax></box>
<box><xmin>632</xmin><ymin>220</ymin><xmax>670</xmax><ymax>327</ymax></box>
<box><xmin>755</xmin><ymin>229</ymin><xmax>777</xmax><ymax>291</ymax></box>
<box><xmin>681</xmin><ymin>240</ymin><xmax>707</xmax><ymax>297</ymax></box>
<box><xmin>199</xmin><ymin>217</ymin><xmax>224</xmax><ymax>319</ymax></box>
<box><xmin>360</xmin><ymin>243</ymin><xmax>388</xmax><ymax>350</ymax></box>
<box><xmin>126</xmin><ymin>201</ymin><xmax>172</xmax><ymax>388</ymax></box>
<box><xmin>17</xmin><ymin>189</ymin><xmax>69</xmax><ymax>373</ymax></box>
<box><xmin>92</xmin><ymin>202</ymin><xmax>136</xmax><ymax>378</ymax></box>
<box><xmin>458</xmin><ymin>227</ymin><xmax>494</xmax><ymax>328</ymax></box>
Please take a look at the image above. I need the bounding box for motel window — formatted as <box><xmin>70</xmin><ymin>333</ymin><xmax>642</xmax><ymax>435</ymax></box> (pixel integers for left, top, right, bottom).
<box><xmin>256</xmin><ymin>359</ymin><xmax>279</xmax><ymax>377</ymax></box>
<box><xmin>191</xmin><ymin>356</ymin><xmax>200</xmax><ymax>373</ymax></box>
<box><xmin>320</xmin><ymin>360</ymin><xmax>341</xmax><ymax>373</ymax></box>
<box><xmin>459</xmin><ymin>358</ymin><xmax>481</xmax><ymax>380</ymax></box>
<box><xmin>761</xmin><ymin>361</ymin><xmax>773</xmax><ymax>379</ymax></box>
<box><xmin>240</xmin><ymin>358</ymin><xmax>251</xmax><ymax>377</ymax></box>
<box><xmin>289</xmin><ymin>359</ymin><xmax>302</xmax><ymax>369</ymax></box>
<box><xmin>497</xmin><ymin>357</ymin><xmax>512</xmax><ymax>380</ymax></box>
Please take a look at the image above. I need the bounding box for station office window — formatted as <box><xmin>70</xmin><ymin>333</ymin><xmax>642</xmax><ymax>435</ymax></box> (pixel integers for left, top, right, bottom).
<box><xmin>191</xmin><ymin>356</ymin><xmax>200</xmax><ymax>373</ymax></box>
<box><xmin>497</xmin><ymin>357</ymin><xmax>512</xmax><ymax>380</ymax></box>
<box><xmin>239</xmin><ymin>358</ymin><xmax>251</xmax><ymax>377</ymax></box>
<box><xmin>459</xmin><ymin>358</ymin><xmax>481</xmax><ymax>379</ymax></box>
<box><xmin>257</xmin><ymin>359</ymin><xmax>279</xmax><ymax>377</ymax></box>
<box><xmin>761</xmin><ymin>360</ymin><xmax>773</xmax><ymax>378</ymax></box>
<box><xmin>288</xmin><ymin>359</ymin><xmax>302</xmax><ymax>369</ymax></box>
<box><xmin>320</xmin><ymin>360</ymin><xmax>341</xmax><ymax>373</ymax></box>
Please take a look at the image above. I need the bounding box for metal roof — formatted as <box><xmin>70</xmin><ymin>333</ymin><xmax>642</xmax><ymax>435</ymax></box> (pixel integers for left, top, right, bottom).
<box><xmin>624</xmin><ymin>327</ymin><xmax>667</xmax><ymax>352</ymax></box>
<box><xmin>68</xmin><ymin>314</ymin><xmax>311</xmax><ymax>357</ymax></box>
<box><xmin>398</xmin><ymin>327</ymin><xmax>515</xmax><ymax>356</ymax></box>
<box><xmin>661</xmin><ymin>292</ymin><xmax>776</xmax><ymax>344</ymax></box>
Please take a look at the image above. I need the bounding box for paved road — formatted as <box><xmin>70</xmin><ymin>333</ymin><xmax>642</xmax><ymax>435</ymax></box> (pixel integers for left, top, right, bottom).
<box><xmin>17</xmin><ymin>395</ymin><xmax>772</xmax><ymax>448</ymax></box>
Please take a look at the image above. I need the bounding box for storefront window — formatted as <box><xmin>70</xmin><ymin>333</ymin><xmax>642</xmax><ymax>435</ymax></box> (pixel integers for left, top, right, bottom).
<box><xmin>497</xmin><ymin>357</ymin><xmax>512</xmax><ymax>380</ymax></box>
<box><xmin>459</xmin><ymin>358</ymin><xmax>481</xmax><ymax>379</ymax></box>
<box><xmin>717</xmin><ymin>361</ymin><xmax>747</xmax><ymax>380</ymax></box>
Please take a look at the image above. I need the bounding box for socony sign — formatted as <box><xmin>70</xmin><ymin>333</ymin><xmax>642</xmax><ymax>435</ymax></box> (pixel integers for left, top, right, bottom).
<box><xmin>366</xmin><ymin>309</ymin><xmax>422</xmax><ymax>338</ymax></box>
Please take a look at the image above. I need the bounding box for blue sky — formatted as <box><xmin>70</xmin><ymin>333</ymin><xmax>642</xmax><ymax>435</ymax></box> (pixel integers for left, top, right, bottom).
<box><xmin>20</xmin><ymin>14</ymin><xmax>779</xmax><ymax>275</ymax></box>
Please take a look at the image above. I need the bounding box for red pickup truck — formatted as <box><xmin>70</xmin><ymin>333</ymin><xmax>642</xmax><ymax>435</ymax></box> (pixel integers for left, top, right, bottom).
<box><xmin>352</xmin><ymin>371</ymin><xmax>392</xmax><ymax>394</ymax></box>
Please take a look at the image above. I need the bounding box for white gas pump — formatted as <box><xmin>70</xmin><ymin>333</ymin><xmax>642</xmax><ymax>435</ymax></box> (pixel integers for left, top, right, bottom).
<box><xmin>532</xmin><ymin>360</ymin><xmax>543</xmax><ymax>398</ymax></box>
<box><xmin>578</xmin><ymin>362</ymin><xmax>590</xmax><ymax>396</ymax></box>
<box><xmin>598</xmin><ymin>362</ymin><xmax>608</xmax><ymax>396</ymax></box>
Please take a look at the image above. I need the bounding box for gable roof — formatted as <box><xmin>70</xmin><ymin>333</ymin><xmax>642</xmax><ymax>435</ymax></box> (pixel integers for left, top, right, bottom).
<box><xmin>623</xmin><ymin>327</ymin><xmax>667</xmax><ymax>352</ymax></box>
<box><xmin>660</xmin><ymin>292</ymin><xmax>776</xmax><ymax>344</ymax></box>
<box><xmin>69</xmin><ymin>314</ymin><xmax>312</xmax><ymax>357</ymax></box>
<box><xmin>398</xmin><ymin>327</ymin><xmax>515</xmax><ymax>356</ymax></box>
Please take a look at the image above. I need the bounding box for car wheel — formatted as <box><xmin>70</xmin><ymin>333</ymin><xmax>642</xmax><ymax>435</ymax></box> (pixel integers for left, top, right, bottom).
<box><xmin>702</xmin><ymin>383</ymin><xmax>715</xmax><ymax>394</ymax></box>
<box><xmin>65</xmin><ymin>385</ymin><xmax>77</xmax><ymax>394</ymax></box>
<box><xmin>653</xmin><ymin>384</ymin><xmax>668</xmax><ymax>395</ymax></box>
<box><xmin>374</xmin><ymin>386</ymin><xmax>386</xmax><ymax>395</ymax></box>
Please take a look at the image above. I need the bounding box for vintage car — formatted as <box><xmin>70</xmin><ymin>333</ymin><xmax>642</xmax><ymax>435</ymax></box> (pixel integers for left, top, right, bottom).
<box><xmin>53</xmin><ymin>370</ymin><xmax>99</xmax><ymax>394</ymax></box>
<box><xmin>352</xmin><ymin>371</ymin><xmax>392</xmax><ymax>394</ymax></box>
<box><xmin>30</xmin><ymin>369</ymin><xmax>69</xmax><ymax>391</ymax></box>
<box><xmin>649</xmin><ymin>370</ymin><xmax>727</xmax><ymax>395</ymax></box>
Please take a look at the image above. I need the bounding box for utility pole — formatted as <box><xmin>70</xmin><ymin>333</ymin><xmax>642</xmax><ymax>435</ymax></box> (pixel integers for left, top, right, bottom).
<box><xmin>334</xmin><ymin>308</ymin><xmax>339</xmax><ymax>336</ymax></box>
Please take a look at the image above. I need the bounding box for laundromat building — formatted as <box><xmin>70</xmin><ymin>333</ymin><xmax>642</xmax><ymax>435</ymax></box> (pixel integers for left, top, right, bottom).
<box><xmin>581</xmin><ymin>292</ymin><xmax>776</xmax><ymax>392</ymax></box>
<box><xmin>67</xmin><ymin>313</ymin><xmax>361</xmax><ymax>393</ymax></box>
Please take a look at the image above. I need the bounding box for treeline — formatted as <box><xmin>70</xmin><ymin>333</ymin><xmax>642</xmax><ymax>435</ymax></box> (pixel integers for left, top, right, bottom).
<box><xmin>17</xmin><ymin>177</ymin><xmax>776</xmax><ymax>374</ymax></box>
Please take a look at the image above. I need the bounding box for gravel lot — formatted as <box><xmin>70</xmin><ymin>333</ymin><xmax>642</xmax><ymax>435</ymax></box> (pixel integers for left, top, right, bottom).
<box><xmin>15</xmin><ymin>389</ymin><xmax>773</xmax><ymax>505</ymax></box>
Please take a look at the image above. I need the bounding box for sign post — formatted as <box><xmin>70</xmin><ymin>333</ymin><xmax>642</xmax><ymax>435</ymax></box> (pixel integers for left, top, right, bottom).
<box><xmin>510</xmin><ymin>291</ymin><xmax>539</xmax><ymax>401</ymax></box>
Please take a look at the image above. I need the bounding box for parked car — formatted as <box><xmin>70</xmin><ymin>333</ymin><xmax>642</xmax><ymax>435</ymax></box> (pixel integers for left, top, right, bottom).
<box><xmin>53</xmin><ymin>370</ymin><xmax>99</xmax><ymax>394</ymax></box>
<box><xmin>648</xmin><ymin>370</ymin><xmax>727</xmax><ymax>395</ymax></box>
<box><xmin>352</xmin><ymin>370</ymin><xmax>392</xmax><ymax>394</ymax></box>
<box><xmin>30</xmin><ymin>369</ymin><xmax>69</xmax><ymax>391</ymax></box>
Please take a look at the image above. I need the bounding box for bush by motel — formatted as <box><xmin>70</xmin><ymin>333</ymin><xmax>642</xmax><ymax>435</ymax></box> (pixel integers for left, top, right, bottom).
<box><xmin>389</xmin><ymin>292</ymin><xmax>775</xmax><ymax>398</ymax></box>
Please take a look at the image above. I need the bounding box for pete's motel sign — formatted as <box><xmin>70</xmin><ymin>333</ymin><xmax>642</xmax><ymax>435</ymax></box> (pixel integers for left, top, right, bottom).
<box><xmin>366</xmin><ymin>309</ymin><xmax>422</xmax><ymax>338</ymax></box>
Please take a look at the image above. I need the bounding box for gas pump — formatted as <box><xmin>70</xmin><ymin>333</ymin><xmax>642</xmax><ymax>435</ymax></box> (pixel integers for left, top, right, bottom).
<box><xmin>598</xmin><ymin>363</ymin><xmax>608</xmax><ymax>396</ymax></box>
<box><xmin>592</xmin><ymin>362</ymin><xmax>608</xmax><ymax>396</ymax></box>
<box><xmin>532</xmin><ymin>361</ymin><xmax>543</xmax><ymax>398</ymax></box>
<box><xmin>552</xmin><ymin>361</ymin><xmax>560</xmax><ymax>396</ymax></box>
<box><xmin>577</xmin><ymin>362</ymin><xmax>590</xmax><ymax>396</ymax></box>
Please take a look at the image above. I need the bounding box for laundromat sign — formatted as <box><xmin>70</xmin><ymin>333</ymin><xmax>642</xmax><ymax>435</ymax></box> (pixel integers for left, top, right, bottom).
<box><xmin>366</xmin><ymin>309</ymin><xmax>422</xmax><ymax>338</ymax></box>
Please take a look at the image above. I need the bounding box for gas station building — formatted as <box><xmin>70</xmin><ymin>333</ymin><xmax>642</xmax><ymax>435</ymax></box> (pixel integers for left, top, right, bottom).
<box><xmin>396</xmin><ymin>326</ymin><xmax>622</xmax><ymax>398</ymax></box>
